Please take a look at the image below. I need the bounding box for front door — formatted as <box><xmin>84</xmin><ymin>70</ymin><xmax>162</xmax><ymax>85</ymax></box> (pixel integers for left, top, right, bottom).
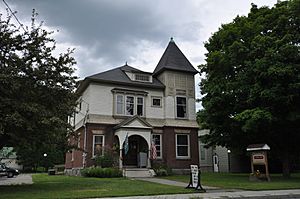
<box><xmin>123</xmin><ymin>135</ymin><xmax>148</xmax><ymax>167</ymax></box>
<box><xmin>124</xmin><ymin>140</ymin><xmax>138</xmax><ymax>166</ymax></box>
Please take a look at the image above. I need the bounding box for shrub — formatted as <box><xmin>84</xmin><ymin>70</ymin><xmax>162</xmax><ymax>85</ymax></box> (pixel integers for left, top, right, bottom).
<box><xmin>81</xmin><ymin>167</ymin><xmax>122</xmax><ymax>178</ymax></box>
<box><xmin>152</xmin><ymin>162</ymin><xmax>173</xmax><ymax>176</ymax></box>
<box><xmin>155</xmin><ymin>168</ymin><xmax>168</xmax><ymax>176</ymax></box>
<box><xmin>94</xmin><ymin>146</ymin><xmax>118</xmax><ymax>168</ymax></box>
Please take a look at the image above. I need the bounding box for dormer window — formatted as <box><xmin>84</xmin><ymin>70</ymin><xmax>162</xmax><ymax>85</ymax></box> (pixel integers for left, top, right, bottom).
<box><xmin>134</xmin><ymin>74</ymin><xmax>151</xmax><ymax>82</ymax></box>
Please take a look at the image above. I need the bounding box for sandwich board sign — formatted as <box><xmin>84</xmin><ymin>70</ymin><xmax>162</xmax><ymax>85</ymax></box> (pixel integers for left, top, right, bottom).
<box><xmin>186</xmin><ymin>165</ymin><xmax>206</xmax><ymax>192</ymax></box>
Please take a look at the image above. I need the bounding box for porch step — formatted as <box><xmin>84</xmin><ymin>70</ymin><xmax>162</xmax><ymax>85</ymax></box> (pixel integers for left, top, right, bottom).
<box><xmin>123</xmin><ymin>168</ymin><xmax>156</xmax><ymax>178</ymax></box>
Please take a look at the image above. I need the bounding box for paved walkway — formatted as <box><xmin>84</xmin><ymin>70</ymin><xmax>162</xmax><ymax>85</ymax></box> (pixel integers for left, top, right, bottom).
<box><xmin>0</xmin><ymin>174</ymin><xmax>33</xmax><ymax>186</ymax></box>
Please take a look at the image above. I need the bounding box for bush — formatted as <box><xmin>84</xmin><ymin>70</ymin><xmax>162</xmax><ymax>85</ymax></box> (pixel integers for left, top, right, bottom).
<box><xmin>155</xmin><ymin>168</ymin><xmax>168</xmax><ymax>176</ymax></box>
<box><xmin>152</xmin><ymin>162</ymin><xmax>173</xmax><ymax>176</ymax></box>
<box><xmin>94</xmin><ymin>146</ymin><xmax>118</xmax><ymax>168</ymax></box>
<box><xmin>95</xmin><ymin>153</ymin><xmax>116</xmax><ymax>168</ymax></box>
<box><xmin>81</xmin><ymin>167</ymin><xmax>122</xmax><ymax>178</ymax></box>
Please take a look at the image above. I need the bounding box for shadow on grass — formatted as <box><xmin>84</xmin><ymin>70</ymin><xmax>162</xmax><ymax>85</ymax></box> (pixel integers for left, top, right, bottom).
<box><xmin>0</xmin><ymin>174</ymin><xmax>195</xmax><ymax>199</ymax></box>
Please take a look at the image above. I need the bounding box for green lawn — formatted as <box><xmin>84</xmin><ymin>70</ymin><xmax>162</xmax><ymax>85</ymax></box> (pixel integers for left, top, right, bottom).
<box><xmin>161</xmin><ymin>172</ymin><xmax>300</xmax><ymax>190</ymax></box>
<box><xmin>0</xmin><ymin>174</ymin><xmax>194</xmax><ymax>199</ymax></box>
<box><xmin>2</xmin><ymin>173</ymin><xmax>300</xmax><ymax>199</ymax></box>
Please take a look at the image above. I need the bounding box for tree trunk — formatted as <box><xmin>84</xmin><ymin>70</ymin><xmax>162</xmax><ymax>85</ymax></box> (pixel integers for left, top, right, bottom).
<box><xmin>282</xmin><ymin>155</ymin><xmax>290</xmax><ymax>178</ymax></box>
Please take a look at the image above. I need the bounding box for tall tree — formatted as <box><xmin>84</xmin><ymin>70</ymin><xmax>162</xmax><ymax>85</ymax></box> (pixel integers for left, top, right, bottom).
<box><xmin>198</xmin><ymin>0</ymin><xmax>300</xmax><ymax>177</ymax></box>
<box><xmin>0</xmin><ymin>10</ymin><xmax>78</xmax><ymax>169</ymax></box>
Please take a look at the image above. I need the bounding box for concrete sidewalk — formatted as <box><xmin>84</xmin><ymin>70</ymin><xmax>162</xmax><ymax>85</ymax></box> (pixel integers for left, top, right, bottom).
<box><xmin>137</xmin><ymin>177</ymin><xmax>218</xmax><ymax>190</ymax></box>
<box><xmin>94</xmin><ymin>177</ymin><xmax>300</xmax><ymax>199</ymax></box>
<box><xmin>96</xmin><ymin>189</ymin><xmax>300</xmax><ymax>199</ymax></box>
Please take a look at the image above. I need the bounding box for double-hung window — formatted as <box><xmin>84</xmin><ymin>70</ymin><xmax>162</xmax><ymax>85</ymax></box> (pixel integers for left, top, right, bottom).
<box><xmin>93</xmin><ymin>135</ymin><xmax>105</xmax><ymax>157</ymax></box>
<box><xmin>152</xmin><ymin>134</ymin><xmax>162</xmax><ymax>158</ymax></box>
<box><xmin>176</xmin><ymin>134</ymin><xmax>190</xmax><ymax>159</ymax></box>
<box><xmin>125</xmin><ymin>96</ymin><xmax>134</xmax><ymax>115</ymax></box>
<box><xmin>200</xmin><ymin>144</ymin><xmax>206</xmax><ymax>161</ymax></box>
<box><xmin>137</xmin><ymin>97</ymin><xmax>144</xmax><ymax>116</ymax></box>
<box><xmin>176</xmin><ymin>97</ymin><xmax>187</xmax><ymax>118</ymax></box>
<box><xmin>116</xmin><ymin>95</ymin><xmax>124</xmax><ymax>115</ymax></box>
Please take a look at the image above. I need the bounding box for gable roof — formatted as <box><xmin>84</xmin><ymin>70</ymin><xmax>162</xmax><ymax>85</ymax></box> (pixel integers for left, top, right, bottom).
<box><xmin>77</xmin><ymin>64</ymin><xmax>165</xmax><ymax>95</ymax></box>
<box><xmin>246</xmin><ymin>144</ymin><xmax>270</xmax><ymax>151</ymax></box>
<box><xmin>153</xmin><ymin>38</ymin><xmax>198</xmax><ymax>76</ymax></box>
<box><xmin>113</xmin><ymin>115</ymin><xmax>152</xmax><ymax>130</ymax></box>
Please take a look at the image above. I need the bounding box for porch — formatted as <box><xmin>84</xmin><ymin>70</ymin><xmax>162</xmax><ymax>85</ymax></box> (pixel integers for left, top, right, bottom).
<box><xmin>113</xmin><ymin>115</ymin><xmax>153</xmax><ymax>171</ymax></box>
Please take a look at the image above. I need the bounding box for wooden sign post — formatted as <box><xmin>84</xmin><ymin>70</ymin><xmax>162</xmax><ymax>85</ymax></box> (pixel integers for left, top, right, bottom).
<box><xmin>247</xmin><ymin>144</ymin><xmax>271</xmax><ymax>182</ymax></box>
<box><xmin>186</xmin><ymin>165</ymin><xmax>206</xmax><ymax>192</ymax></box>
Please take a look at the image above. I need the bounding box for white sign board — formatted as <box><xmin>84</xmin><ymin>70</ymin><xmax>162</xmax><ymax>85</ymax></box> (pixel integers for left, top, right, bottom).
<box><xmin>252</xmin><ymin>153</ymin><xmax>266</xmax><ymax>165</ymax></box>
<box><xmin>190</xmin><ymin>165</ymin><xmax>198</xmax><ymax>188</ymax></box>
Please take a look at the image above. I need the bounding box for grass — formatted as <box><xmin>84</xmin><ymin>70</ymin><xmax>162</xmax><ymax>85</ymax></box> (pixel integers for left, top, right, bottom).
<box><xmin>161</xmin><ymin>172</ymin><xmax>300</xmax><ymax>190</ymax></box>
<box><xmin>2</xmin><ymin>173</ymin><xmax>300</xmax><ymax>199</ymax></box>
<box><xmin>0</xmin><ymin>174</ymin><xmax>194</xmax><ymax>199</ymax></box>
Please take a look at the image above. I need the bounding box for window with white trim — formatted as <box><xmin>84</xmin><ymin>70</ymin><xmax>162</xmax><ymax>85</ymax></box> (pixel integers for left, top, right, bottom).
<box><xmin>116</xmin><ymin>95</ymin><xmax>124</xmax><ymax>115</ymax></box>
<box><xmin>137</xmin><ymin>97</ymin><xmax>144</xmax><ymax>116</ymax></box>
<box><xmin>126</xmin><ymin>96</ymin><xmax>134</xmax><ymax>115</ymax></box>
<box><xmin>200</xmin><ymin>144</ymin><xmax>206</xmax><ymax>161</ymax></box>
<box><xmin>176</xmin><ymin>97</ymin><xmax>187</xmax><ymax>118</ymax></box>
<box><xmin>151</xmin><ymin>97</ymin><xmax>162</xmax><ymax>107</ymax></box>
<box><xmin>176</xmin><ymin>134</ymin><xmax>190</xmax><ymax>158</ymax></box>
<box><xmin>152</xmin><ymin>134</ymin><xmax>162</xmax><ymax>158</ymax></box>
<box><xmin>135</xmin><ymin>74</ymin><xmax>150</xmax><ymax>82</ymax></box>
<box><xmin>93</xmin><ymin>135</ymin><xmax>105</xmax><ymax>157</ymax></box>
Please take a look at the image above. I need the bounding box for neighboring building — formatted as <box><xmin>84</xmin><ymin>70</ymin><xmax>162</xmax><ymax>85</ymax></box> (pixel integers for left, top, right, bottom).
<box><xmin>198</xmin><ymin>130</ymin><xmax>229</xmax><ymax>172</ymax></box>
<box><xmin>65</xmin><ymin>38</ymin><xmax>199</xmax><ymax>175</ymax></box>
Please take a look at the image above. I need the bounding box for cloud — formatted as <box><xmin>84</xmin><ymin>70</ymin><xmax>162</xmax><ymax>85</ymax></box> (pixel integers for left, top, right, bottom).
<box><xmin>3</xmin><ymin>0</ymin><xmax>277</xmax><ymax>110</ymax></box>
<box><xmin>8</xmin><ymin>0</ymin><xmax>206</xmax><ymax>76</ymax></box>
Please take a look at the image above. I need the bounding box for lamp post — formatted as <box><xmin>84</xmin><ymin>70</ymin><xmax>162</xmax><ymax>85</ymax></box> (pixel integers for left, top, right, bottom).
<box><xmin>43</xmin><ymin>153</ymin><xmax>48</xmax><ymax>172</ymax></box>
<box><xmin>227</xmin><ymin>149</ymin><xmax>231</xmax><ymax>173</ymax></box>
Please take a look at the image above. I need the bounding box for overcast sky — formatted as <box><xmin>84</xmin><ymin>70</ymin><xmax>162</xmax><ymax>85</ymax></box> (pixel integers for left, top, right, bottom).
<box><xmin>2</xmin><ymin>0</ymin><xmax>277</xmax><ymax>110</ymax></box>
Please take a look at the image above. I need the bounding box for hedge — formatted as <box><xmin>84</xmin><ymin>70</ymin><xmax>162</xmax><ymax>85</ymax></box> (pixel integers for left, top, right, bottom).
<box><xmin>81</xmin><ymin>167</ymin><xmax>122</xmax><ymax>178</ymax></box>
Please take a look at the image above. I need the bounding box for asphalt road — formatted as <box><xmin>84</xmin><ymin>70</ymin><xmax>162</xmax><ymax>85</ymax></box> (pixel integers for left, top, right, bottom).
<box><xmin>0</xmin><ymin>174</ymin><xmax>33</xmax><ymax>186</ymax></box>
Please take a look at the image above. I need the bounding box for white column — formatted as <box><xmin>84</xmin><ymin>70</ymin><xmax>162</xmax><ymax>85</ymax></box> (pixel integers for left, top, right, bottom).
<box><xmin>119</xmin><ymin>149</ymin><xmax>123</xmax><ymax>169</ymax></box>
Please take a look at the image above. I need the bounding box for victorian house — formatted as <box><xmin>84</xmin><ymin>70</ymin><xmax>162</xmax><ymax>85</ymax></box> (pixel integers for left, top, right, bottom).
<box><xmin>65</xmin><ymin>38</ymin><xmax>199</xmax><ymax>176</ymax></box>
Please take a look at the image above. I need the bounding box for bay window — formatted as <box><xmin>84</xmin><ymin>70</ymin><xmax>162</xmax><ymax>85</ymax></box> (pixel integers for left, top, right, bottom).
<box><xmin>115</xmin><ymin>94</ymin><xmax>144</xmax><ymax>116</ymax></box>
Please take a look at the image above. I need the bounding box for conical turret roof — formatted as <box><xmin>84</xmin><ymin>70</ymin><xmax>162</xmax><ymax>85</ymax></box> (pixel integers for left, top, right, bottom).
<box><xmin>153</xmin><ymin>38</ymin><xmax>198</xmax><ymax>76</ymax></box>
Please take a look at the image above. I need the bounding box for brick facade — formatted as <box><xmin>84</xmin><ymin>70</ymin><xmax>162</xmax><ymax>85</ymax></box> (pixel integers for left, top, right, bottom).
<box><xmin>65</xmin><ymin>123</ymin><xmax>199</xmax><ymax>170</ymax></box>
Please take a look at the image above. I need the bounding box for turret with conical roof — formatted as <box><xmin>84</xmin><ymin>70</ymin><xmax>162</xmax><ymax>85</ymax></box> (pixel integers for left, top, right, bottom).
<box><xmin>153</xmin><ymin>38</ymin><xmax>198</xmax><ymax>77</ymax></box>
<box><xmin>154</xmin><ymin>38</ymin><xmax>198</xmax><ymax>120</ymax></box>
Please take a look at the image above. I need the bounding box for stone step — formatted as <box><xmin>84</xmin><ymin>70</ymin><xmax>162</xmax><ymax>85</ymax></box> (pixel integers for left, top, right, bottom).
<box><xmin>123</xmin><ymin>168</ymin><xmax>156</xmax><ymax>178</ymax></box>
